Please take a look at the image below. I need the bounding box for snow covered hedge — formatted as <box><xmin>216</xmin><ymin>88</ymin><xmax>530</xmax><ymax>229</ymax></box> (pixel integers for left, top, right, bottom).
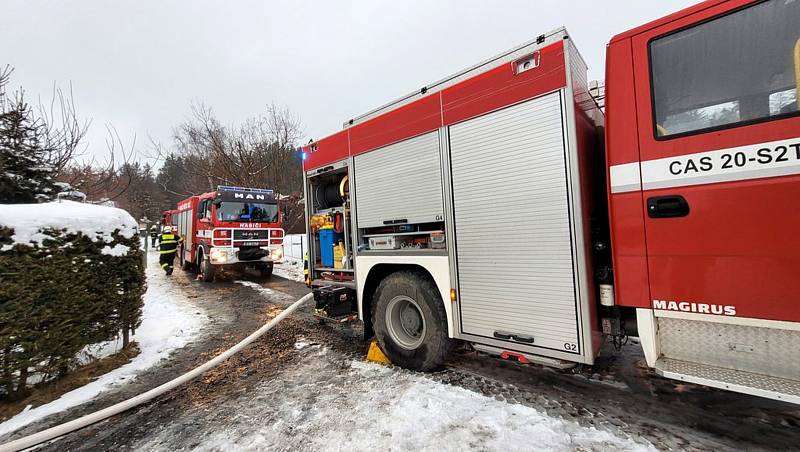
<box><xmin>0</xmin><ymin>201</ymin><xmax>145</xmax><ymax>399</ymax></box>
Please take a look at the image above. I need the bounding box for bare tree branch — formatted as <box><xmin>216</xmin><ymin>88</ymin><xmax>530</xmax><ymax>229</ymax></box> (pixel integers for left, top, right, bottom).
<box><xmin>36</xmin><ymin>80</ymin><xmax>91</xmax><ymax>178</ymax></box>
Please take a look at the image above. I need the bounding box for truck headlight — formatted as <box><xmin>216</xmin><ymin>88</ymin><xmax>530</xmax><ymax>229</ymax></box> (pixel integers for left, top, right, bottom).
<box><xmin>271</xmin><ymin>246</ymin><xmax>283</xmax><ymax>260</ymax></box>
<box><xmin>210</xmin><ymin>248</ymin><xmax>228</xmax><ymax>263</ymax></box>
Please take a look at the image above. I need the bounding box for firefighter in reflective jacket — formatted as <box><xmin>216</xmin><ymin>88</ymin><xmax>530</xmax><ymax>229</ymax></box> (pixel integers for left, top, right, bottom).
<box><xmin>158</xmin><ymin>226</ymin><xmax>183</xmax><ymax>275</ymax></box>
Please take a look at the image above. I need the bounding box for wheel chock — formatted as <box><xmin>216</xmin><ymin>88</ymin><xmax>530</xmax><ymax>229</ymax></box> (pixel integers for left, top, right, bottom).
<box><xmin>366</xmin><ymin>340</ymin><xmax>391</xmax><ymax>365</ymax></box>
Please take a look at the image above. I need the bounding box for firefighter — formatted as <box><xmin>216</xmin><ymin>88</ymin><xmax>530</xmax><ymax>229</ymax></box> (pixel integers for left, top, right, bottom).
<box><xmin>158</xmin><ymin>225</ymin><xmax>183</xmax><ymax>276</ymax></box>
<box><xmin>149</xmin><ymin>224</ymin><xmax>159</xmax><ymax>248</ymax></box>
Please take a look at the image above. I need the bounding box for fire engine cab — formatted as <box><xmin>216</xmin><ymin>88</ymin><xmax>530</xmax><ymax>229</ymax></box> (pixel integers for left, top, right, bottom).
<box><xmin>302</xmin><ymin>0</ymin><xmax>800</xmax><ymax>404</ymax></box>
<box><xmin>161</xmin><ymin>209</ymin><xmax>178</xmax><ymax>228</ymax></box>
<box><xmin>173</xmin><ymin>186</ymin><xmax>285</xmax><ymax>281</ymax></box>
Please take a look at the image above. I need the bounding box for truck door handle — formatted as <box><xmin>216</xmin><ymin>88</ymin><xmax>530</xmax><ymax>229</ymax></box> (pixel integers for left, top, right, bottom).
<box><xmin>647</xmin><ymin>195</ymin><xmax>689</xmax><ymax>218</ymax></box>
<box><xmin>493</xmin><ymin>331</ymin><xmax>535</xmax><ymax>344</ymax></box>
<box><xmin>493</xmin><ymin>331</ymin><xmax>513</xmax><ymax>340</ymax></box>
<box><xmin>511</xmin><ymin>334</ymin><xmax>534</xmax><ymax>344</ymax></box>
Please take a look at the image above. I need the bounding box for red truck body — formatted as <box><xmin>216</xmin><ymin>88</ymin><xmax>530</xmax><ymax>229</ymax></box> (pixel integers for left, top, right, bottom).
<box><xmin>161</xmin><ymin>209</ymin><xmax>178</xmax><ymax>228</ymax></box>
<box><xmin>605</xmin><ymin>0</ymin><xmax>800</xmax><ymax>323</ymax></box>
<box><xmin>300</xmin><ymin>0</ymin><xmax>800</xmax><ymax>403</ymax></box>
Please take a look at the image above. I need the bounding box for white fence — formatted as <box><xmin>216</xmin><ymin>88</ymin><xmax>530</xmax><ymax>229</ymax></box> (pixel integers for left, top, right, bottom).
<box><xmin>283</xmin><ymin>233</ymin><xmax>308</xmax><ymax>262</ymax></box>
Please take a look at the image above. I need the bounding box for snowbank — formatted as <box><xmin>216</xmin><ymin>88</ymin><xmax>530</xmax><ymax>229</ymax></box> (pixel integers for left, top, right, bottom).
<box><xmin>0</xmin><ymin>254</ymin><xmax>208</xmax><ymax>437</ymax></box>
<box><xmin>0</xmin><ymin>200</ymin><xmax>138</xmax><ymax>250</ymax></box>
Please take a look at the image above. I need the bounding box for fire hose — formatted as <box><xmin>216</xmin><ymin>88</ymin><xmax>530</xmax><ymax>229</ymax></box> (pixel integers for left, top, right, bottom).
<box><xmin>0</xmin><ymin>293</ymin><xmax>314</xmax><ymax>452</ymax></box>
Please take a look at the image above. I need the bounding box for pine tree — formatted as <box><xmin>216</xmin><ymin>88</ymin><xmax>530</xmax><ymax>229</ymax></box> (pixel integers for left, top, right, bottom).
<box><xmin>0</xmin><ymin>73</ymin><xmax>56</xmax><ymax>203</ymax></box>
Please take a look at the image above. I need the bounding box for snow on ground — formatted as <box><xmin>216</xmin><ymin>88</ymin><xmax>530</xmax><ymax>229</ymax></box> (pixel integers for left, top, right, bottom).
<box><xmin>0</xmin><ymin>252</ymin><xmax>208</xmax><ymax>437</ymax></box>
<box><xmin>141</xmin><ymin>344</ymin><xmax>654</xmax><ymax>452</ymax></box>
<box><xmin>0</xmin><ymin>201</ymin><xmax>138</xmax><ymax>250</ymax></box>
<box><xmin>233</xmin><ymin>257</ymin><xmax>305</xmax><ymax>301</ymax></box>
<box><xmin>273</xmin><ymin>257</ymin><xmax>304</xmax><ymax>282</ymax></box>
<box><xmin>234</xmin><ymin>280</ymin><xmax>299</xmax><ymax>304</ymax></box>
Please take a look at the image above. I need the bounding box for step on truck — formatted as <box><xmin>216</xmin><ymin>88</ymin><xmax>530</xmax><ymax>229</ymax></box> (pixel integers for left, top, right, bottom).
<box><xmin>302</xmin><ymin>0</ymin><xmax>800</xmax><ymax>404</ymax></box>
<box><xmin>172</xmin><ymin>186</ymin><xmax>285</xmax><ymax>281</ymax></box>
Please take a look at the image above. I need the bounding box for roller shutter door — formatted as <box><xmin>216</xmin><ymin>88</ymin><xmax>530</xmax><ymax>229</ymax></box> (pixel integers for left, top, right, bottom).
<box><xmin>449</xmin><ymin>92</ymin><xmax>581</xmax><ymax>353</ymax></box>
<box><xmin>353</xmin><ymin>132</ymin><xmax>443</xmax><ymax>229</ymax></box>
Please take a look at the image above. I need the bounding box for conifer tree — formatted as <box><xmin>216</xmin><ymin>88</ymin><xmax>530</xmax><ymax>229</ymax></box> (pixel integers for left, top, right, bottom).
<box><xmin>0</xmin><ymin>69</ymin><xmax>56</xmax><ymax>203</ymax></box>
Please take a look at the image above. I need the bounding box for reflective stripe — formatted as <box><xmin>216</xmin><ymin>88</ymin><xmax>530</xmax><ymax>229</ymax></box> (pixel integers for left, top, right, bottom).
<box><xmin>161</xmin><ymin>263</ymin><xmax>170</xmax><ymax>268</ymax></box>
<box><xmin>160</xmin><ymin>240</ymin><xmax>177</xmax><ymax>244</ymax></box>
<box><xmin>159</xmin><ymin>250</ymin><xmax>177</xmax><ymax>254</ymax></box>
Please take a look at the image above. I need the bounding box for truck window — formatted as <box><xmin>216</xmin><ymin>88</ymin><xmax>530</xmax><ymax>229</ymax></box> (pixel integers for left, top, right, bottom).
<box><xmin>650</xmin><ymin>0</ymin><xmax>800</xmax><ymax>138</ymax></box>
<box><xmin>216</xmin><ymin>201</ymin><xmax>278</xmax><ymax>223</ymax></box>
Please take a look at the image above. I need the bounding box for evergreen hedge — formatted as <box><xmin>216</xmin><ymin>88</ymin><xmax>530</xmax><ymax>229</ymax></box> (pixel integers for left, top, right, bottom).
<box><xmin>0</xmin><ymin>226</ymin><xmax>145</xmax><ymax>400</ymax></box>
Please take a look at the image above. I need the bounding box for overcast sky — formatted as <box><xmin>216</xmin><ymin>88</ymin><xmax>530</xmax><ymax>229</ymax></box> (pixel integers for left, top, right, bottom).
<box><xmin>3</xmin><ymin>1</ymin><xmax>697</xmax><ymax>165</ymax></box>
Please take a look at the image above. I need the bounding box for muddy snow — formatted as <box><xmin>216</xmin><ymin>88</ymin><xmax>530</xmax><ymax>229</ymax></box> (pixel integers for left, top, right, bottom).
<box><xmin>137</xmin><ymin>343</ymin><xmax>653</xmax><ymax>452</ymax></box>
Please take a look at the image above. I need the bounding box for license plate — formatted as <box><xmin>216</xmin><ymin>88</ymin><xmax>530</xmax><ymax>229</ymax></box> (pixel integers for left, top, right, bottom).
<box><xmin>242</xmin><ymin>241</ymin><xmax>260</xmax><ymax>246</ymax></box>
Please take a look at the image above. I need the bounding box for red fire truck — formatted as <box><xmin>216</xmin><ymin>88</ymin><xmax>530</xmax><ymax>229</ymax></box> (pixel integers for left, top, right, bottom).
<box><xmin>161</xmin><ymin>209</ymin><xmax>178</xmax><ymax>228</ymax></box>
<box><xmin>302</xmin><ymin>0</ymin><xmax>800</xmax><ymax>403</ymax></box>
<box><xmin>172</xmin><ymin>186</ymin><xmax>285</xmax><ymax>281</ymax></box>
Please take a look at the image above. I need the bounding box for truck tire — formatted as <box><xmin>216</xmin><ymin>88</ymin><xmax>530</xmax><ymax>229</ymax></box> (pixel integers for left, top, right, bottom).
<box><xmin>198</xmin><ymin>249</ymin><xmax>215</xmax><ymax>282</ymax></box>
<box><xmin>371</xmin><ymin>271</ymin><xmax>454</xmax><ymax>371</ymax></box>
<box><xmin>259</xmin><ymin>263</ymin><xmax>273</xmax><ymax>278</ymax></box>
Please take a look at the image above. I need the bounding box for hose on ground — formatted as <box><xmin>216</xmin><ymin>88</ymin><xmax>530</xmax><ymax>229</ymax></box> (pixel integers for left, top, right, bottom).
<box><xmin>0</xmin><ymin>292</ymin><xmax>315</xmax><ymax>452</ymax></box>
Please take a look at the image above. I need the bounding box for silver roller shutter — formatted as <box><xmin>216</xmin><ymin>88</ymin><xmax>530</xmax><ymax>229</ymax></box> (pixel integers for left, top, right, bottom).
<box><xmin>449</xmin><ymin>92</ymin><xmax>581</xmax><ymax>353</ymax></box>
<box><xmin>353</xmin><ymin>132</ymin><xmax>443</xmax><ymax>229</ymax></box>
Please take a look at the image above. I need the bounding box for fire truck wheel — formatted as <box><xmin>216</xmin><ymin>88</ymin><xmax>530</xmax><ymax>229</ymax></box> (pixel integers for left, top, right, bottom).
<box><xmin>372</xmin><ymin>271</ymin><xmax>453</xmax><ymax>371</ymax></box>
<box><xmin>259</xmin><ymin>264</ymin><xmax>273</xmax><ymax>278</ymax></box>
<box><xmin>199</xmin><ymin>250</ymin><xmax>215</xmax><ymax>282</ymax></box>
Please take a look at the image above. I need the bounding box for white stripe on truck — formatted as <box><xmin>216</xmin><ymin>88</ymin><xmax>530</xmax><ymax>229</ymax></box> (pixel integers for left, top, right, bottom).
<box><xmin>610</xmin><ymin>137</ymin><xmax>800</xmax><ymax>193</ymax></box>
<box><xmin>609</xmin><ymin>162</ymin><xmax>641</xmax><ymax>193</ymax></box>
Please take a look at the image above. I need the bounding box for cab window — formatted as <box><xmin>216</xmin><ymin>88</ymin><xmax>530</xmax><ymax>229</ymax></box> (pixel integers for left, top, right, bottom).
<box><xmin>198</xmin><ymin>200</ymin><xmax>211</xmax><ymax>219</ymax></box>
<box><xmin>650</xmin><ymin>0</ymin><xmax>800</xmax><ymax>138</ymax></box>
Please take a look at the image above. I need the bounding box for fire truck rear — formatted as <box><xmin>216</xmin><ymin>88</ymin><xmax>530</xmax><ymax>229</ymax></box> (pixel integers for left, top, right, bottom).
<box><xmin>302</xmin><ymin>0</ymin><xmax>800</xmax><ymax>404</ymax></box>
<box><xmin>173</xmin><ymin>186</ymin><xmax>285</xmax><ymax>281</ymax></box>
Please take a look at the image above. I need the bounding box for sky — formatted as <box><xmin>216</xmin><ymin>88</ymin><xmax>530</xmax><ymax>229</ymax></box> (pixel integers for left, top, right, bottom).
<box><xmin>3</xmin><ymin>0</ymin><xmax>697</xmax><ymax>166</ymax></box>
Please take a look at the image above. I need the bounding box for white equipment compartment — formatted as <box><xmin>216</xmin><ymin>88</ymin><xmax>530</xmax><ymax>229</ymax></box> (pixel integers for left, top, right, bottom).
<box><xmin>449</xmin><ymin>92</ymin><xmax>582</xmax><ymax>354</ymax></box>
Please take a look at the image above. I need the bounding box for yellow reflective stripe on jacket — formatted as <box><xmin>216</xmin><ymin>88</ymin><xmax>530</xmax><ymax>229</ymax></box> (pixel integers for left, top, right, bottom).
<box><xmin>159</xmin><ymin>249</ymin><xmax>177</xmax><ymax>254</ymax></box>
<box><xmin>159</xmin><ymin>240</ymin><xmax>178</xmax><ymax>244</ymax></box>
